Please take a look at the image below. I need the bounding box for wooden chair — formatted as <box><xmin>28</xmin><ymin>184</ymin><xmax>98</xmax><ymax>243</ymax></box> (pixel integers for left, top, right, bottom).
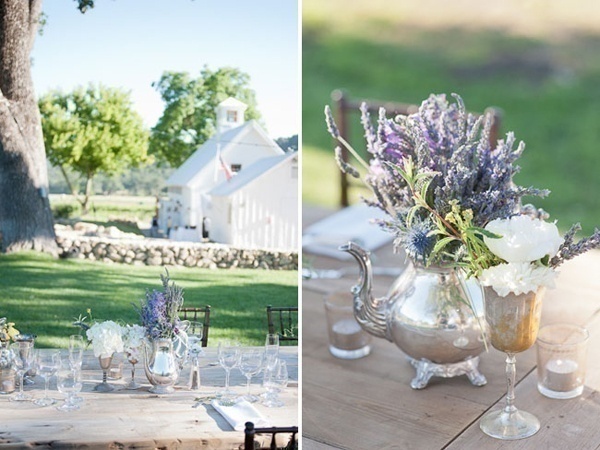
<box><xmin>266</xmin><ymin>306</ymin><xmax>298</xmax><ymax>343</ymax></box>
<box><xmin>243</xmin><ymin>421</ymin><xmax>298</xmax><ymax>450</ymax></box>
<box><xmin>179</xmin><ymin>306</ymin><xmax>211</xmax><ymax>347</ymax></box>
<box><xmin>331</xmin><ymin>89</ymin><xmax>503</xmax><ymax>207</ymax></box>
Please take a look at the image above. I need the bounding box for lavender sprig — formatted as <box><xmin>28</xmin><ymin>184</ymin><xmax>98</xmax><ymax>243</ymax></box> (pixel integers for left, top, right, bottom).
<box><xmin>550</xmin><ymin>225</ymin><xmax>600</xmax><ymax>268</ymax></box>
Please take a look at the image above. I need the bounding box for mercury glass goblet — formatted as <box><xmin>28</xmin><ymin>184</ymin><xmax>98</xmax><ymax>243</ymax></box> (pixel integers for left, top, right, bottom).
<box><xmin>480</xmin><ymin>287</ymin><xmax>544</xmax><ymax>440</ymax></box>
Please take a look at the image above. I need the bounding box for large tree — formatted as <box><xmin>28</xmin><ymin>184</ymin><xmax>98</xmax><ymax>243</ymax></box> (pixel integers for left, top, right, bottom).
<box><xmin>150</xmin><ymin>66</ymin><xmax>261</xmax><ymax>167</ymax></box>
<box><xmin>39</xmin><ymin>84</ymin><xmax>150</xmax><ymax>213</ymax></box>
<box><xmin>0</xmin><ymin>0</ymin><xmax>92</xmax><ymax>254</ymax></box>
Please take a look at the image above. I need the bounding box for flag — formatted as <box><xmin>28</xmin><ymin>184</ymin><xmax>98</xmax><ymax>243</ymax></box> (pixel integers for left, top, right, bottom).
<box><xmin>219</xmin><ymin>153</ymin><xmax>233</xmax><ymax>181</ymax></box>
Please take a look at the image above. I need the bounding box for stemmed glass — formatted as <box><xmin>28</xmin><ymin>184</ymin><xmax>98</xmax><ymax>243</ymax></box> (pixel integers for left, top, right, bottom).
<box><xmin>9</xmin><ymin>342</ymin><xmax>34</xmax><ymax>402</ymax></box>
<box><xmin>217</xmin><ymin>341</ymin><xmax>240</xmax><ymax>406</ymax></box>
<box><xmin>263</xmin><ymin>359</ymin><xmax>288</xmax><ymax>408</ymax></box>
<box><xmin>480</xmin><ymin>287</ymin><xmax>543</xmax><ymax>440</ymax></box>
<box><xmin>56</xmin><ymin>359</ymin><xmax>82</xmax><ymax>412</ymax></box>
<box><xmin>68</xmin><ymin>335</ymin><xmax>85</xmax><ymax>402</ymax></box>
<box><xmin>239</xmin><ymin>349</ymin><xmax>264</xmax><ymax>403</ymax></box>
<box><xmin>34</xmin><ymin>351</ymin><xmax>60</xmax><ymax>407</ymax></box>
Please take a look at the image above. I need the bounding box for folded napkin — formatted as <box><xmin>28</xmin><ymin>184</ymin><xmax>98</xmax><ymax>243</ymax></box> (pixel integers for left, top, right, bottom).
<box><xmin>303</xmin><ymin>204</ymin><xmax>393</xmax><ymax>260</ymax></box>
<box><xmin>211</xmin><ymin>399</ymin><xmax>271</xmax><ymax>431</ymax></box>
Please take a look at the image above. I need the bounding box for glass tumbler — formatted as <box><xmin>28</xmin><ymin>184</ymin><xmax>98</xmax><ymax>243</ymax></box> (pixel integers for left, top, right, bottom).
<box><xmin>324</xmin><ymin>291</ymin><xmax>371</xmax><ymax>359</ymax></box>
<box><xmin>536</xmin><ymin>323</ymin><xmax>589</xmax><ymax>399</ymax></box>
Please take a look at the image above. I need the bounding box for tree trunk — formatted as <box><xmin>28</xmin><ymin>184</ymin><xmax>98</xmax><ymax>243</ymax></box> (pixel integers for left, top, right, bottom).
<box><xmin>82</xmin><ymin>174</ymin><xmax>93</xmax><ymax>214</ymax></box>
<box><xmin>0</xmin><ymin>0</ymin><xmax>57</xmax><ymax>255</ymax></box>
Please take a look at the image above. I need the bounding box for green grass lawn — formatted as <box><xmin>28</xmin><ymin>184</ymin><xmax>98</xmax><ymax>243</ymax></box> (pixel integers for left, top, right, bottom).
<box><xmin>303</xmin><ymin>0</ymin><xmax>600</xmax><ymax>235</ymax></box>
<box><xmin>0</xmin><ymin>253</ymin><xmax>298</xmax><ymax>348</ymax></box>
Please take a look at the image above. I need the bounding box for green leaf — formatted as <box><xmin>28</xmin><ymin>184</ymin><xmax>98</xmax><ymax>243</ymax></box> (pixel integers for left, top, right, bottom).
<box><xmin>467</xmin><ymin>226</ymin><xmax>502</xmax><ymax>239</ymax></box>
<box><xmin>433</xmin><ymin>236</ymin><xmax>457</xmax><ymax>254</ymax></box>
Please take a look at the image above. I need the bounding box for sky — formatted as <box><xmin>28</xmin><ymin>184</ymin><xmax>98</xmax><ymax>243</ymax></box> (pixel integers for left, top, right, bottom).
<box><xmin>31</xmin><ymin>0</ymin><xmax>299</xmax><ymax>139</ymax></box>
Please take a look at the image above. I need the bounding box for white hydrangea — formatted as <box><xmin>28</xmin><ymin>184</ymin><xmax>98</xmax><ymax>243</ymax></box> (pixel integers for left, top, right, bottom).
<box><xmin>484</xmin><ymin>216</ymin><xmax>563</xmax><ymax>263</ymax></box>
<box><xmin>86</xmin><ymin>321</ymin><xmax>124</xmax><ymax>358</ymax></box>
<box><xmin>121</xmin><ymin>324</ymin><xmax>146</xmax><ymax>357</ymax></box>
<box><xmin>479</xmin><ymin>262</ymin><xmax>557</xmax><ymax>297</ymax></box>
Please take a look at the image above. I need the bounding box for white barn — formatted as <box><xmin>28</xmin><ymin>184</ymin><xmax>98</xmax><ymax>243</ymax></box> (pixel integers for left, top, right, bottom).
<box><xmin>159</xmin><ymin>98</ymin><xmax>298</xmax><ymax>250</ymax></box>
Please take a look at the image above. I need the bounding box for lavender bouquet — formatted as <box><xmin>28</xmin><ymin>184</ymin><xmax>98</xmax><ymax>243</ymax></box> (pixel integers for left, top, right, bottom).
<box><xmin>136</xmin><ymin>270</ymin><xmax>185</xmax><ymax>340</ymax></box>
<box><xmin>326</xmin><ymin>93</ymin><xmax>600</xmax><ymax>292</ymax></box>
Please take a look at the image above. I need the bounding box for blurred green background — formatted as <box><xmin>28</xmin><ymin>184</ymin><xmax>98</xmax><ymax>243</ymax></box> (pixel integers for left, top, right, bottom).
<box><xmin>302</xmin><ymin>0</ymin><xmax>600</xmax><ymax>234</ymax></box>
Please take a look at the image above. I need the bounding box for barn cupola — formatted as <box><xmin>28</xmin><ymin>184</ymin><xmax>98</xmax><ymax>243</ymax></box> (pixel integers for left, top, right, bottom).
<box><xmin>216</xmin><ymin>97</ymin><xmax>248</xmax><ymax>132</ymax></box>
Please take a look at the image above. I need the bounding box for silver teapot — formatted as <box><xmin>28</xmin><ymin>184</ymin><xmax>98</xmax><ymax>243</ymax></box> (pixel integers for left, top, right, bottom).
<box><xmin>341</xmin><ymin>242</ymin><xmax>488</xmax><ymax>389</ymax></box>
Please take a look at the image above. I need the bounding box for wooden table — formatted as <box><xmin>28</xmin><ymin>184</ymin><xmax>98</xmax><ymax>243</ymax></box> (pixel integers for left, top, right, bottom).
<box><xmin>302</xmin><ymin>206</ymin><xmax>600</xmax><ymax>449</ymax></box>
<box><xmin>0</xmin><ymin>347</ymin><xmax>298</xmax><ymax>449</ymax></box>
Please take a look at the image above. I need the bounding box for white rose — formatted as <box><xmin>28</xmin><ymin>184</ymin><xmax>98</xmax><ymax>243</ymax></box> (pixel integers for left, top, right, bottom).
<box><xmin>483</xmin><ymin>215</ymin><xmax>563</xmax><ymax>263</ymax></box>
<box><xmin>479</xmin><ymin>262</ymin><xmax>557</xmax><ymax>297</ymax></box>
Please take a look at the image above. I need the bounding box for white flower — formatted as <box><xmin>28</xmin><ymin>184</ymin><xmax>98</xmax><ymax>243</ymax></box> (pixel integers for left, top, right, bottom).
<box><xmin>479</xmin><ymin>262</ymin><xmax>557</xmax><ymax>297</ymax></box>
<box><xmin>484</xmin><ymin>215</ymin><xmax>563</xmax><ymax>263</ymax></box>
<box><xmin>86</xmin><ymin>321</ymin><xmax>124</xmax><ymax>358</ymax></box>
<box><xmin>121</xmin><ymin>324</ymin><xmax>146</xmax><ymax>355</ymax></box>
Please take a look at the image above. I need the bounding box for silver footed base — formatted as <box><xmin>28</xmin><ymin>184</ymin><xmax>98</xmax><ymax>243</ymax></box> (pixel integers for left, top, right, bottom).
<box><xmin>408</xmin><ymin>356</ymin><xmax>487</xmax><ymax>389</ymax></box>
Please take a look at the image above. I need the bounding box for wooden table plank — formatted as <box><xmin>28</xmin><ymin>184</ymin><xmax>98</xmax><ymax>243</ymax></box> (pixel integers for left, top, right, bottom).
<box><xmin>0</xmin><ymin>347</ymin><xmax>298</xmax><ymax>449</ymax></box>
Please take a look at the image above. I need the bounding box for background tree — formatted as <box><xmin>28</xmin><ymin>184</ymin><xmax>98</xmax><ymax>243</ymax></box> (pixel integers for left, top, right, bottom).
<box><xmin>0</xmin><ymin>0</ymin><xmax>92</xmax><ymax>254</ymax></box>
<box><xmin>39</xmin><ymin>84</ymin><xmax>150</xmax><ymax>213</ymax></box>
<box><xmin>150</xmin><ymin>66</ymin><xmax>261</xmax><ymax>167</ymax></box>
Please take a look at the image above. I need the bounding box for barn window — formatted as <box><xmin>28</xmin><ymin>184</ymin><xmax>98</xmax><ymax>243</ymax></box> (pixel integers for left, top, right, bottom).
<box><xmin>231</xmin><ymin>164</ymin><xmax>242</xmax><ymax>173</ymax></box>
<box><xmin>226</xmin><ymin>110</ymin><xmax>238</xmax><ymax>122</ymax></box>
<box><xmin>291</xmin><ymin>160</ymin><xmax>298</xmax><ymax>179</ymax></box>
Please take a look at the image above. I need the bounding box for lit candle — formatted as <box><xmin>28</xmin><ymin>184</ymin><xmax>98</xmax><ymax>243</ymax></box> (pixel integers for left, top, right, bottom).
<box><xmin>331</xmin><ymin>318</ymin><xmax>366</xmax><ymax>350</ymax></box>
<box><xmin>545</xmin><ymin>359</ymin><xmax>579</xmax><ymax>392</ymax></box>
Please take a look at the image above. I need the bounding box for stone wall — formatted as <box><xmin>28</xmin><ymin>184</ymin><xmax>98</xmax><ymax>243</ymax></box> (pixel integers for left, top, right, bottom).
<box><xmin>55</xmin><ymin>235</ymin><xmax>297</xmax><ymax>270</ymax></box>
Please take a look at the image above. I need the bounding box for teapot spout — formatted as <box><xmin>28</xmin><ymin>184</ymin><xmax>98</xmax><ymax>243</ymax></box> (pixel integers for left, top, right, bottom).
<box><xmin>339</xmin><ymin>241</ymin><xmax>390</xmax><ymax>341</ymax></box>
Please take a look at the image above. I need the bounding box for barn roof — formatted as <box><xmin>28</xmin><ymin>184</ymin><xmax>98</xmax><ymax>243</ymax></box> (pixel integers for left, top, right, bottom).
<box><xmin>166</xmin><ymin>120</ymin><xmax>282</xmax><ymax>188</ymax></box>
<box><xmin>209</xmin><ymin>152</ymin><xmax>297</xmax><ymax>197</ymax></box>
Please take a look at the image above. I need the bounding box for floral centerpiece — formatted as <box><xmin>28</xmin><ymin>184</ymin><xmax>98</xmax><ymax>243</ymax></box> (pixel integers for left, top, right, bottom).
<box><xmin>121</xmin><ymin>323</ymin><xmax>145</xmax><ymax>390</ymax></box>
<box><xmin>135</xmin><ymin>270</ymin><xmax>186</xmax><ymax>394</ymax></box>
<box><xmin>136</xmin><ymin>270</ymin><xmax>185</xmax><ymax>340</ymax></box>
<box><xmin>325</xmin><ymin>93</ymin><xmax>600</xmax><ymax>287</ymax></box>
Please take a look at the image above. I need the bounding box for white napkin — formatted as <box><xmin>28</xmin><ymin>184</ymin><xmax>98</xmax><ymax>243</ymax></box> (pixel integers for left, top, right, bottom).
<box><xmin>303</xmin><ymin>204</ymin><xmax>393</xmax><ymax>260</ymax></box>
<box><xmin>211</xmin><ymin>399</ymin><xmax>271</xmax><ymax>431</ymax></box>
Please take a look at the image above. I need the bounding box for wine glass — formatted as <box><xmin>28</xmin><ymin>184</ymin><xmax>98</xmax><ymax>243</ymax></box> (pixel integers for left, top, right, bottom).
<box><xmin>479</xmin><ymin>287</ymin><xmax>543</xmax><ymax>440</ymax></box>
<box><xmin>34</xmin><ymin>350</ymin><xmax>60</xmax><ymax>407</ymax></box>
<box><xmin>56</xmin><ymin>360</ymin><xmax>82</xmax><ymax>412</ymax></box>
<box><xmin>239</xmin><ymin>349</ymin><xmax>264</xmax><ymax>402</ymax></box>
<box><xmin>262</xmin><ymin>359</ymin><xmax>288</xmax><ymax>408</ymax></box>
<box><xmin>9</xmin><ymin>342</ymin><xmax>34</xmax><ymax>402</ymax></box>
<box><xmin>68</xmin><ymin>335</ymin><xmax>85</xmax><ymax>402</ymax></box>
<box><xmin>68</xmin><ymin>335</ymin><xmax>84</xmax><ymax>370</ymax></box>
<box><xmin>217</xmin><ymin>341</ymin><xmax>240</xmax><ymax>406</ymax></box>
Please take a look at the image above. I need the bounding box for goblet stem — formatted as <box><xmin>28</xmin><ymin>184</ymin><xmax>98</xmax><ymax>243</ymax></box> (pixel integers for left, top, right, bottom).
<box><xmin>102</xmin><ymin>370</ymin><xmax>108</xmax><ymax>384</ymax></box>
<box><xmin>246</xmin><ymin>376</ymin><xmax>251</xmax><ymax>396</ymax></box>
<box><xmin>130</xmin><ymin>364</ymin><xmax>136</xmax><ymax>384</ymax></box>
<box><xmin>224</xmin><ymin>369</ymin><xmax>230</xmax><ymax>391</ymax></box>
<box><xmin>504</xmin><ymin>353</ymin><xmax>517</xmax><ymax>414</ymax></box>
